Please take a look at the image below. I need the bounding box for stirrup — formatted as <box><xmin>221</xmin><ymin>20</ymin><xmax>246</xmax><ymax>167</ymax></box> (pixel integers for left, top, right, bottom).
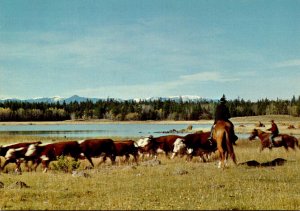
<box><xmin>207</xmin><ymin>137</ymin><xmax>213</xmax><ymax>145</ymax></box>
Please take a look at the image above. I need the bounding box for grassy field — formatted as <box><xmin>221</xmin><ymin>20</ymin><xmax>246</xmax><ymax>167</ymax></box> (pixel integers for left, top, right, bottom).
<box><xmin>1</xmin><ymin>134</ymin><xmax>300</xmax><ymax>210</ymax></box>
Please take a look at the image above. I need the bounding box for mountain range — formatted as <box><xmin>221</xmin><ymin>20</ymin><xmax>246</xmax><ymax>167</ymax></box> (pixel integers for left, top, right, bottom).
<box><xmin>0</xmin><ymin>95</ymin><xmax>215</xmax><ymax>104</ymax></box>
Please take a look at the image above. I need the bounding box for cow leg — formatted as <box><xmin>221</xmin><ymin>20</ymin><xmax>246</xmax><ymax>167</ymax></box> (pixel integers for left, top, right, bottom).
<box><xmin>1</xmin><ymin>159</ymin><xmax>12</xmax><ymax>172</ymax></box>
<box><xmin>85</xmin><ymin>156</ymin><xmax>94</xmax><ymax>168</ymax></box>
<box><xmin>200</xmin><ymin>155</ymin><xmax>207</xmax><ymax>163</ymax></box>
<box><xmin>15</xmin><ymin>159</ymin><xmax>22</xmax><ymax>173</ymax></box>
<box><xmin>124</xmin><ymin>154</ymin><xmax>130</xmax><ymax>163</ymax></box>
<box><xmin>171</xmin><ymin>152</ymin><xmax>176</xmax><ymax>159</ymax></box>
<box><xmin>42</xmin><ymin>160</ymin><xmax>49</xmax><ymax>173</ymax></box>
<box><xmin>133</xmin><ymin>153</ymin><xmax>139</xmax><ymax>165</ymax></box>
<box><xmin>110</xmin><ymin>154</ymin><xmax>116</xmax><ymax>165</ymax></box>
<box><xmin>32</xmin><ymin>159</ymin><xmax>42</xmax><ymax>171</ymax></box>
<box><xmin>24</xmin><ymin>160</ymin><xmax>31</xmax><ymax>172</ymax></box>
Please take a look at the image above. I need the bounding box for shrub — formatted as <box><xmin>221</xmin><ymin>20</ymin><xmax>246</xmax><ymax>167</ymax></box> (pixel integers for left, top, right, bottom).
<box><xmin>51</xmin><ymin>156</ymin><xmax>81</xmax><ymax>173</ymax></box>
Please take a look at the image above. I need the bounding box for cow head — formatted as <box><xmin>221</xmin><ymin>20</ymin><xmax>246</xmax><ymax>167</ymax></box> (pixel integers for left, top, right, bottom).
<box><xmin>25</xmin><ymin>143</ymin><xmax>40</xmax><ymax>157</ymax></box>
<box><xmin>135</xmin><ymin>135</ymin><xmax>154</xmax><ymax>153</ymax></box>
<box><xmin>172</xmin><ymin>138</ymin><xmax>187</xmax><ymax>155</ymax></box>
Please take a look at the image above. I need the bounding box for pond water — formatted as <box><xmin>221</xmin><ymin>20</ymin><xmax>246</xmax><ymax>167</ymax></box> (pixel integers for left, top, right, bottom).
<box><xmin>0</xmin><ymin>123</ymin><xmax>249</xmax><ymax>139</ymax></box>
<box><xmin>0</xmin><ymin>123</ymin><xmax>210</xmax><ymax>138</ymax></box>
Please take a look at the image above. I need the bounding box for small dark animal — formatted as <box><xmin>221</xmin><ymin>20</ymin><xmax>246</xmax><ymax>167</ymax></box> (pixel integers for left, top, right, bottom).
<box><xmin>238</xmin><ymin>158</ymin><xmax>287</xmax><ymax>167</ymax></box>
<box><xmin>113</xmin><ymin>140</ymin><xmax>139</xmax><ymax>164</ymax></box>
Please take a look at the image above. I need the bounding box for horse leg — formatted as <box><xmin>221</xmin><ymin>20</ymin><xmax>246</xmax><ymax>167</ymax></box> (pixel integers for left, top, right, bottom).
<box><xmin>217</xmin><ymin>148</ymin><xmax>225</xmax><ymax>169</ymax></box>
<box><xmin>224</xmin><ymin>152</ymin><xmax>228</xmax><ymax>167</ymax></box>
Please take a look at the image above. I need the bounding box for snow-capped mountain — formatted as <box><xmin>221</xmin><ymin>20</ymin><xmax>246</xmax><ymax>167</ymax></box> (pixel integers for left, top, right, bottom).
<box><xmin>0</xmin><ymin>95</ymin><xmax>214</xmax><ymax>103</ymax></box>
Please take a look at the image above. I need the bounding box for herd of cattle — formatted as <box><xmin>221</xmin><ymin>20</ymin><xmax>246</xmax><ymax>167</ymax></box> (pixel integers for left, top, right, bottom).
<box><xmin>0</xmin><ymin>132</ymin><xmax>216</xmax><ymax>173</ymax></box>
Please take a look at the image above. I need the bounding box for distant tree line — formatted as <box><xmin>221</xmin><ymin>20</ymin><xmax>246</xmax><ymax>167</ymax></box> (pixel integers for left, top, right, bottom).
<box><xmin>0</xmin><ymin>96</ymin><xmax>300</xmax><ymax>121</ymax></box>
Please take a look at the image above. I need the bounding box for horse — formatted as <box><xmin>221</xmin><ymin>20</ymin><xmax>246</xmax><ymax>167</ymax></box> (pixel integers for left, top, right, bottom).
<box><xmin>212</xmin><ymin>120</ymin><xmax>237</xmax><ymax>168</ymax></box>
<box><xmin>248</xmin><ymin>128</ymin><xmax>299</xmax><ymax>152</ymax></box>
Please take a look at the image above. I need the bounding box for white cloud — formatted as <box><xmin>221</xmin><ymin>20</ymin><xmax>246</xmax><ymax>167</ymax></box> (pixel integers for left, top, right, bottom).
<box><xmin>179</xmin><ymin>72</ymin><xmax>240</xmax><ymax>82</ymax></box>
<box><xmin>274</xmin><ymin>59</ymin><xmax>300</xmax><ymax>68</ymax></box>
<box><xmin>69</xmin><ymin>71</ymin><xmax>240</xmax><ymax>99</ymax></box>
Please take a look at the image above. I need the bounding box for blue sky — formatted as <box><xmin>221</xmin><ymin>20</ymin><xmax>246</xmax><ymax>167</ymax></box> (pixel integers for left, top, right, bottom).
<box><xmin>0</xmin><ymin>0</ymin><xmax>300</xmax><ymax>101</ymax></box>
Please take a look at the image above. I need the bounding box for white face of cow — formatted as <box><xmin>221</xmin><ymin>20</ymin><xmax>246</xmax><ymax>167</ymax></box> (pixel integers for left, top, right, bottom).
<box><xmin>25</xmin><ymin>144</ymin><xmax>37</xmax><ymax>157</ymax></box>
<box><xmin>5</xmin><ymin>147</ymin><xmax>24</xmax><ymax>159</ymax></box>
<box><xmin>135</xmin><ymin>136</ymin><xmax>152</xmax><ymax>148</ymax></box>
<box><xmin>173</xmin><ymin>138</ymin><xmax>186</xmax><ymax>154</ymax></box>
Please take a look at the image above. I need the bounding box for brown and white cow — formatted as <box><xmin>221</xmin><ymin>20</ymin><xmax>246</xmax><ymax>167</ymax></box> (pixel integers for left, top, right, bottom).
<box><xmin>78</xmin><ymin>138</ymin><xmax>116</xmax><ymax>167</ymax></box>
<box><xmin>25</xmin><ymin>141</ymin><xmax>82</xmax><ymax>173</ymax></box>
<box><xmin>0</xmin><ymin>141</ymin><xmax>42</xmax><ymax>172</ymax></box>
<box><xmin>172</xmin><ymin>132</ymin><xmax>217</xmax><ymax>162</ymax></box>
<box><xmin>135</xmin><ymin>135</ymin><xmax>184</xmax><ymax>159</ymax></box>
<box><xmin>113</xmin><ymin>140</ymin><xmax>139</xmax><ymax>164</ymax></box>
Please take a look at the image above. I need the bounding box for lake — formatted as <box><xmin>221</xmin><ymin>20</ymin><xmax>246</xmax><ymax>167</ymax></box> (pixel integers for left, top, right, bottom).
<box><xmin>0</xmin><ymin>123</ymin><xmax>250</xmax><ymax>139</ymax></box>
<box><xmin>0</xmin><ymin>123</ymin><xmax>212</xmax><ymax>138</ymax></box>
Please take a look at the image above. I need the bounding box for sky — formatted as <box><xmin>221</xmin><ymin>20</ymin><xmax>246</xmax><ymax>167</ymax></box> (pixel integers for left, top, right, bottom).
<box><xmin>0</xmin><ymin>0</ymin><xmax>300</xmax><ymax>101</ymax></box>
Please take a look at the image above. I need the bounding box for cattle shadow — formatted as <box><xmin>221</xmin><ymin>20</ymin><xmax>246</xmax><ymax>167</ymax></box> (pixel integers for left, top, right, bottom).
<box><xmin>238</xmin><ymin>158</ymin><xmax>288</xmax><ymax>167</ymax></box>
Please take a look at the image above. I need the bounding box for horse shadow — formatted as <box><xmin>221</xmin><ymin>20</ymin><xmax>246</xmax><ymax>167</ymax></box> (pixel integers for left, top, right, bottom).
<box><xmin>238</xmin><ymin>158</ymin><xmax>288</xmax><ymax>167</ymax></box>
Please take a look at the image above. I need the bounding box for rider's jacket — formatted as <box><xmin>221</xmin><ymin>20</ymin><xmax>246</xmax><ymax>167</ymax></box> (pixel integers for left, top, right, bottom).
<box><xmin>214</xmin><ymin>103</ymin><xmax>230</xmax><ymax>123</ymax></box>
<box><xmin>267</xmin><ymin>123</ymin><xmax>279</xmax><ymax>136</ymax></box>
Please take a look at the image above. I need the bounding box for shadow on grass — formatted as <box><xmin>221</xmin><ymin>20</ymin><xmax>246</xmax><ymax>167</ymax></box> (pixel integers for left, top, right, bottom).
<box><xmin>238</xmin><ymin>158</ymin><xmax>288</xmax><ymax>167</ymax></box>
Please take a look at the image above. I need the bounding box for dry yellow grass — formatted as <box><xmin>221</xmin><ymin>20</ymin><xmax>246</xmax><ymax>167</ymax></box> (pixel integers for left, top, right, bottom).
<box><xmin>1</xmin><ymin>115</ymin><xmax>300</xmax><ymax>210</ymax></box>
<box><xmin>0</xmin><ymin>136</ymin><xmax>300</xmax><ymax>210</ymax></box>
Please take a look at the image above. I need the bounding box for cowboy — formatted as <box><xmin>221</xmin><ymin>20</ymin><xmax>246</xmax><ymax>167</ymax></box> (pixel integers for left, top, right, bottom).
<box><xmin>267</xmin><ymin>120</ymin><xmax>279</xmax><ymax>147</ymax></box>
<box><xmin>208</xmin><ymin>94</ymin><xmax>238</xmax><ymax>145</ymax></box>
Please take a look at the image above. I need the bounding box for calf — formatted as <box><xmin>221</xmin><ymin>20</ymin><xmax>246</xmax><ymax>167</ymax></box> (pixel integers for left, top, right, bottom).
<box><xmin>172</xmin><ymin>132</ymin><xmax>217</xmax><ymax>162</ymax></box>
<box><xmin>136</xmin><ymin>135</ymin><xmax>184</xmax><ymax>159</ymax></box>
<box><xmin>25</xmin><ymin>141</ymin><xmax>81</xmax><ymax>173</ymax></box>
<box><xmin>113</xmin><ymin>140</ymin><xmax>139</xmax><ymax>164</ymax></box>
<box><xmin>0</xmin><ymin>141</ymin><xmax>42</xmax><ymax>172</ymax></box>
<box><xmin>78</xmin><ymin>139</ymin><xmax>116</xmax><ymax>167</ymax></box>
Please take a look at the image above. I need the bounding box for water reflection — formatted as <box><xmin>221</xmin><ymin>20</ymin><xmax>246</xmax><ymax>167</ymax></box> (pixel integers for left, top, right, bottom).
<box><xmin>0</xmin><ymin>123</ymin><xmax>249</xmax><ymax>139</ymax></box>
<box><xmin>0</xmin><ymin>123</ymin><xmax>211</xmax><ymax>138</ymax></box>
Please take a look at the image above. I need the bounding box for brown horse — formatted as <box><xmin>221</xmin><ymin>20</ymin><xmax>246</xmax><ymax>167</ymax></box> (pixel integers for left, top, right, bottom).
<box><xmin>212</xmin><ymin>120</ymin><xmax>237</xmax><ymax>168</ymax></box>
<box><xmin>249</xmin><ymin>128</ymin><xmax>299</xmax><ymax>152</ymax></box>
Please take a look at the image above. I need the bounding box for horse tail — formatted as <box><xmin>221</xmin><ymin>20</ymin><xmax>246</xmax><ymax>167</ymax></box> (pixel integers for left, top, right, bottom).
<box><xmin>225</xmin><ymin>130</ymin><xmax>237</xmax><ymax>164</ymax></box>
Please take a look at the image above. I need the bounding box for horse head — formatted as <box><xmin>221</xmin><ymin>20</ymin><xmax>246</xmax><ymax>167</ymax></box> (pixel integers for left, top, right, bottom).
<box><xmin>249</xmin><ymin>129</ymin><xmax>258</xmax><ymax>141</ymax></box>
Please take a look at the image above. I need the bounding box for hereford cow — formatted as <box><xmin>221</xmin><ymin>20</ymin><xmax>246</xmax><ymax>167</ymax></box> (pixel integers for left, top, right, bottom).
<box><xmin>135</xmin><ymin>135</ymin><xmax>184</xmax><ymax>159</ymax></box>
<box><xmin>78</xmin><ymin>139</ymin><xmax>116</xmax><ymax>167</ymax></box>
<box><xmin>113</xmin><ymin>140</ymin><xmax>139</xmax><ymax>164</ymax></box>
<box><xmin>25</xmin><ymin>141</ymin><xmax>82</xmax><ymax>173</ymax></box>
<box><xmin>172</xmin><ymin>132</ymin><xmax>217</xmax><ymax>162</ymax></box>
<box><xmin>0</xmin><ymin>141</ymin><xmax>42</xmax><ymax>172</ymax></box>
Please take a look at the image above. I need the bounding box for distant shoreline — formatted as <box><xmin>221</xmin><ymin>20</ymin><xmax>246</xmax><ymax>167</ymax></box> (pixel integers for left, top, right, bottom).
<box><xmin>0</xmin><ymin>115</ymin><xmax>300</xmax><ymax>136</ymax></box>
<box><xmin>0</xmin><ymin>115</ymin><xmax>300</xmax><ymax>126</ymax></box>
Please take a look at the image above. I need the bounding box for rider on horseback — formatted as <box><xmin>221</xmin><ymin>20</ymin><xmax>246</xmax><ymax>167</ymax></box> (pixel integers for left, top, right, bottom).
<box><xmin>267</xmin><ymin>120</ymin><xmax>279</xmax><ymax>148</ymax></box>
<box><xmin>207</xmin><ymin>94</ymin><xmax>238</xmax><ymax>145</ymax></box>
